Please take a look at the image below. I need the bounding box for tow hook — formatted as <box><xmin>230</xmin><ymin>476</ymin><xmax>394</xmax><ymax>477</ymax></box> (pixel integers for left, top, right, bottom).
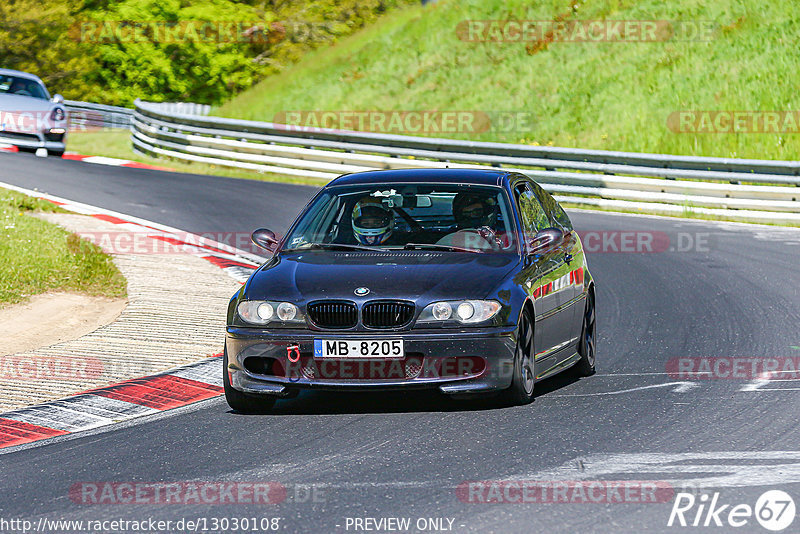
<box><xmin>287</xmin><ymin>344</ymin><xmax>301</xmax><ymax>363</ymax></box>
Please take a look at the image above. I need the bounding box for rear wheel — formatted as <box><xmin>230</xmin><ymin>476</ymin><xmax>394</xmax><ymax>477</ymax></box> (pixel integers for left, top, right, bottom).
<box><xmin>572</xmin><ymin>291</ymin><xmax>596</xmax><ymax>377</ymax></box>
<box><xmin>502</xmin><ymin>309</ymin><xmax>535</xmax><ymax>405</ymax></box>
<box><xmin>223</xmin><ymin>348</ymin><xmax>276</xmax><ymax>413</ymax></box>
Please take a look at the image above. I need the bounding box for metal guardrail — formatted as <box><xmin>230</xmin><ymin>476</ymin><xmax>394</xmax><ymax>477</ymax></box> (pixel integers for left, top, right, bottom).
<box><xmin>65</xmin><ymin>100</ymin><xmax>133</xmax><ymax>130</ymax></box>
<box><xmin>66</xmin><ymin>101</ymin><xmax>210</xmax><ymax>131</ymax></box>
<box><xmin>132</xmin><ymin>99</ymin><xmax>800</xmax><ymax>224</ymax></box>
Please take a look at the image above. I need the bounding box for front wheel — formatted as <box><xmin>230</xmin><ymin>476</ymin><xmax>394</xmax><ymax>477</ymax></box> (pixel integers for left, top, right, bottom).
<box><xmin>223</xmin><ymin>348</ymin><xmax>276</xmax><ymax>413</ymax></box>
<box><xmin>572</xmin><ymin>291</ymin><xmax>596</xmax><ymax>377</ymax></box>
<box><xmin>502</xmin><ymin>309</ymin><xmax>535</xmax><ymax>405</ymax></box>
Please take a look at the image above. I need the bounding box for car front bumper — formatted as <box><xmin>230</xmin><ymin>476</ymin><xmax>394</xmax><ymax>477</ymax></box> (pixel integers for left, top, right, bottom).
<box><xmin>0</xmin><ymin>131</ymin><xmax>66</xmax><ymax>153</ymax></box>
<box><xmin>225</xmin><ymin>326</ymin><xmax>517</xmax><ymax>397</ymax></box>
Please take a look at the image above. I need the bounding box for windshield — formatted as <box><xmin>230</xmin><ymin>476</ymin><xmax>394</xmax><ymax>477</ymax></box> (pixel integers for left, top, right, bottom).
<box><xmin>284</xmin><ymin>183</ymin><xmax>518</xmax><ymax>253</ymax></box>
<box><xmin>0</xmin><ymin>75</ymin><xmax>49</xmax><ymax>100</ymax></box>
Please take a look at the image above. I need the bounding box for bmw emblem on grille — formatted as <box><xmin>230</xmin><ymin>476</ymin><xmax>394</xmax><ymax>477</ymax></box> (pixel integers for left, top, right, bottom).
<box><xmin>354</xmin><ymin>287</ymin><xmax>370</xmax><ymax>296</ymax></box>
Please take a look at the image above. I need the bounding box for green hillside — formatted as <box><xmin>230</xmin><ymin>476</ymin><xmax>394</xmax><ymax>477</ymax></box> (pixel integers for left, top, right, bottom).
<box><xmin>215</xmin><ymin>0</ymin><xmax>800</xmax><ymax>161</ymax></box>
<box><xmin>1</xmin><ymin>0</ymin><xmax>412</xmax><ymax>105</ymax></box>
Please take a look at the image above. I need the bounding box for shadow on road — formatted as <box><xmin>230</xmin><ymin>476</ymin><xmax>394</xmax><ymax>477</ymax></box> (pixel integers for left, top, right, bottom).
<box><xmin>226</xmin><ymin>372</ymin><xmax>585</xmax><ymax>416</ymax></box>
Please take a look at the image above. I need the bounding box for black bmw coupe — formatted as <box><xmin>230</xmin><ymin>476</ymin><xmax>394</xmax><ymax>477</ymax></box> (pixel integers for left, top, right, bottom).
<box><xmin>224</xmin><ymin>168</ymin><xmax>595</xmax><ymax>412</ymax></box>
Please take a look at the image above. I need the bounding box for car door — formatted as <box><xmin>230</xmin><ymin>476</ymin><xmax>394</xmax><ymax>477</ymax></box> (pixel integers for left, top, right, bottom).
<box><xmin>529</xmin><ymin>181</ymin><xmax>586</xmax><ymax>347</ymax></box>
<box><xmin>512</xmin><ymin>182</ymin><xmax>574</xmax><ymax>377</ymax></box>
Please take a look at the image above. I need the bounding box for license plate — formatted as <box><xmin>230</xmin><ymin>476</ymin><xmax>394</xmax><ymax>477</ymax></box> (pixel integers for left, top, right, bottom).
<box><xmin>314</xmin><ymin>339</ymin><xmax>404</xmax><ymax>359</ymax></box>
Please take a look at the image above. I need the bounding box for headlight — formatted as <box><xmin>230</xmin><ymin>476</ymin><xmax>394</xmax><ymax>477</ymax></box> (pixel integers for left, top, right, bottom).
<box><xmin>257</xmin><ymin>302</ymin><xmax>274</xmax><ymax>321</ymax></box>
<box><xmin>276</xmin><ymin>302</ymin><xmax>297</xmax><ymax>321</ymax></box>
<box><xmin>237</xmin><ymin>300</ymin><xmax>305</xmax><ymax>325</ymax></box>
<box><xmin>457</xmin><ymin>302</ymin><xmax>475</xmax><ymax>321</ymax></box>
<box><xmin>432</xmin><ymin>301</ymin><xmax>452</xmax><ymax>321</ymax></box>
<box><xmin>418</xmin><ymin>300</ymin><xmax>501</xmax><ymax>325</ymax></box>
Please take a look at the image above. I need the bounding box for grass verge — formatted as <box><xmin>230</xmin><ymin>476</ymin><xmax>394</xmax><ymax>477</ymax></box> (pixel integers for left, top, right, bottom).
<box><xmin>0</xmin><ymin>189</ymin><xmax>127</xmax><ymax>307</ymax></box>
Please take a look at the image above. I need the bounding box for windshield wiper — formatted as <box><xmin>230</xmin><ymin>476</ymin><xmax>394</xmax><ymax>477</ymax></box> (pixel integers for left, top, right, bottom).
<box><xmin>403</xmin><ymin>243</ymin><xmax>480</xmax><ymax>253</ymax></box>
<box><xmin>290</xmin><ymin>242</ymin><xmax>390</xmax><ymax>252</ymax></box>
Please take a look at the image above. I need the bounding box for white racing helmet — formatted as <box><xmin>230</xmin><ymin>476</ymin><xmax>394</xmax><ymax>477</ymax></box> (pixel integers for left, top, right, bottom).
<box><xmin>352</xmin><ymin>197</ymin><xmax>394</xmax><ymax>245</ymax></box>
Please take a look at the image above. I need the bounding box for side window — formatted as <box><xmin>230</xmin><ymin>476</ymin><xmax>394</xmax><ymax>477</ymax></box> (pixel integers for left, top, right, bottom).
<box><xmin>514</xmin><ymin>184</ymin><xmax>550</xmax><ymax>242</ymax></box>
<box><xmin>528</xmin><ymin>180</ymin><xmax>573</xmax><ymax>231</ymax></box>
<box><xmin>551</xmin><ymin>202</ymin><xmax>573</xmax><ymax>231</ymax></box>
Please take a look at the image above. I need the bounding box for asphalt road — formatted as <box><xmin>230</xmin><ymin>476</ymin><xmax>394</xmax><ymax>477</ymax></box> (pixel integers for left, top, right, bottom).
<box><xmin>1</xmin><ymin>151</ymin><xmax>800</xmax><ymax>533</ymax></box>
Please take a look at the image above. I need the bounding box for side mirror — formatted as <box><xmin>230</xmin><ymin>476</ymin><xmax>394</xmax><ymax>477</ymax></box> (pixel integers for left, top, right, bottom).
<box><xmin>251</xmin><ymin>228</ymin><xmax>279</xmax><ymax>252</ymax></box>
<box><xmin>52</xmin><ymin>94</ymin><xmax>64</xmax><ymax>104</ymax></box>
<box><xmin>528</xmin><ymin>227</ymin><xmax>563</xmax><ymax>255</ymax></box>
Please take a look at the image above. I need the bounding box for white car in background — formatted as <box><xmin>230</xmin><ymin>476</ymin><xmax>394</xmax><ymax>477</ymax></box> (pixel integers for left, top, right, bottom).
<box><xmin>0</xmin><ymin>68</ymin><xmax>67</xmax><ymax>157</ymax></box>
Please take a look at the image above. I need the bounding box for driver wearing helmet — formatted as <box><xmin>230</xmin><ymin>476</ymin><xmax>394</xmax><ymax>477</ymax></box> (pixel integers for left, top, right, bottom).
<box><xmin>352</xmin><ymin>197</ymin><xmax>395</xmax><ymax>246</ymax></box>
<box><xmin>452</xmin><ymin>192</ymin><xmax>497</xmax><ymax>230</ymax></box>
<box><xmin>437</xmin><ymin>192</ymin><xmax>502</xmax><ymax>250</ymax></box>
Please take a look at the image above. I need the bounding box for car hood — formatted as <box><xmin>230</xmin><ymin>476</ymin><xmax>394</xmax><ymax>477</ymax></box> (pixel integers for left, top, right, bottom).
<box><xmin>0</xmin><ymin>94</ymin><xmax>54</xmax><ymax>113</ymax></box>
<box><xmin>245</xmin><ymin>250</ymin><xmax>520</xmax><ymax>302</ymax></box>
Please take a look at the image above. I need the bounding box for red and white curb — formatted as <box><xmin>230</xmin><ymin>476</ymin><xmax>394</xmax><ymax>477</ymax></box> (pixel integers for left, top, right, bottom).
<box><xmin>62</xmin><ymin>153</ymin><xmax>173</xmax><ymax>171</ymax></box>
<box><xmin>0</xmin><ymin>356</ymin><xmax>223</xmax><ymax>450</ymax></box>
<box><xmin>0</xmin><ymin>144</ymin><xmax>174</xmax><ymax>171</ymax></box>
<box><xmin>0</xmin><ymin>182</ymin><xmax>264</xmax><ymax>450</ymax></box>
<box><xmin>0</xmin><ymin>181</ymin><xmax>262</xmax><ymax>283</ymax></box>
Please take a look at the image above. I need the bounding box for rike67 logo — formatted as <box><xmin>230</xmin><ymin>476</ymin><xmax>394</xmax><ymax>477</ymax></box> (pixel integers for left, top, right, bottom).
<box><xmin>668</xmin><ymin>490</ymin><xmax>796</xmax><ymax>531</ymax></box>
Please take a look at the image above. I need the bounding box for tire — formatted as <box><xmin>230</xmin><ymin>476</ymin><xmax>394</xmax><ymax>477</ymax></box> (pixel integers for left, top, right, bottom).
<box><xmin>223</xmin><ymin>348</ymin><xmax>276</xmax><ymax>413</ymax></box>
<box><xmin>572</xmin><ymin>290</ymin><xmax>596</xmax><ymax>377</ymax></box>
<box><xmin>50</xmin><ymin>150</ymin><xmax>64</xmax><ymax>158</ymax></box>
<box><xmin>502</xmin><ymin>309</ymin><xmax>535</xmax><ymax>405</ymax></box>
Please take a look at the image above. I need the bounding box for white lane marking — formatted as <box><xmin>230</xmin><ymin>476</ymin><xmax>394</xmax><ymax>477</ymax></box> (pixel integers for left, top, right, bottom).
<box><xmin>519</xmin><ymin>452</ymin><xmax>800</xmax><ymax>489</ymax></box>
<box><xmin>595</xmin><ymin>372</ymin><xmax>673</xmax><ymax>376</ymax></box>
<box><xmin>81</xmin><ymin>156</ymin><xmax>129</xmax><ymax>166</ymax></box>
<box><xmin>249</xmin><ymin>452</ymin><xmax>800</xmax><ymax>492</ymax></box>
<box><xmin>740</xmin><ymin>371</ymin><xmax>800</xmax><ymax>392</ymax></box>
<box><xmin>595</xmin><ymin>372</ymin><xmax>714</xmax><ymax>377</ymax></box>
<box><xmin>550</xmin><ymin>382</ymin><xmax>700</xmax><ymax>397</ymax></box>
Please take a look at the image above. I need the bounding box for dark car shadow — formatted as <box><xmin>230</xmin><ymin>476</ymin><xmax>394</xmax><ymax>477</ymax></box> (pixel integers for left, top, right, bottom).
<box><xmin>227</xmin><ymin>373</ymin><xmax>585</xmax><ymax>416</ymax></box>
<box><xmin>532</xmin><ymin>372</ymin><xmax>582</xmax><ymax>398</ymax></box>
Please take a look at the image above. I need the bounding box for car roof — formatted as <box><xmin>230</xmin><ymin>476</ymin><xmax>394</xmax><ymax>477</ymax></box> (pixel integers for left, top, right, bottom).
<box><xmin>328</xmin><ymin>168</ymin><xmax>511</xmax><ymax>187</ymax></box>
<box><xmin>0</xmin><ymin>69</ymin><xmax>45</xmax><ymax>84</ymax></box>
